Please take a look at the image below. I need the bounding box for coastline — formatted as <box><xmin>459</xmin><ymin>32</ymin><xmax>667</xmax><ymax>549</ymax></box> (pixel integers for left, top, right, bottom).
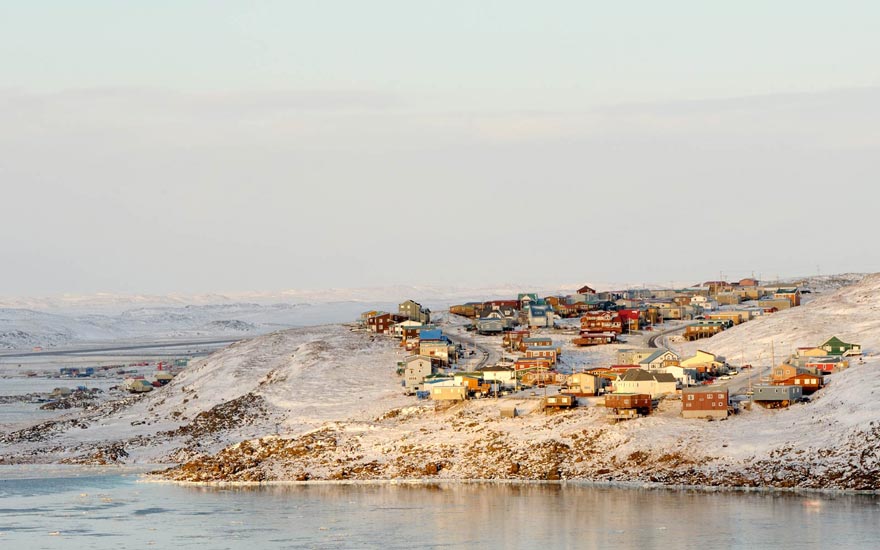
<box><xmin>139</xmin><ymin>473</ymin><xmax>880</xmax><ymax>496</ymax></box>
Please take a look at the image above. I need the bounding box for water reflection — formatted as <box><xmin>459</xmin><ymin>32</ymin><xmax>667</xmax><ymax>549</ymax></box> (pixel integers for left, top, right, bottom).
<box><xmin>0</xmin><ymin>472</ymin><xmax>878</xmax><ymax>549</ymax></box>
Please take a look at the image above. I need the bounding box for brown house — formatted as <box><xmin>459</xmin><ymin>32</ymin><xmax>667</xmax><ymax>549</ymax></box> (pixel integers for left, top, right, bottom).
<box><xmin>580</xmin><ymin>311</ymin><xmax>623</xmax><ymax>334</ymax></box>
<box><xmin>682</xmin><ymin>388</ymin><xmax>729</xmax><ymax>419</ymax></box>
<box><xmin>605</xmin><ymin>393</ymin><xmax>652</xmax><ymax>420</ymax></box>
<box><xmin>573</xmin><ymin>332</ymin><xmax>618</xmax><ymax>346</ymax></box>
<box><xmin>367</xmin><ymin>313</ymin><xmax>405</xmax><ymax>334</ymax></box>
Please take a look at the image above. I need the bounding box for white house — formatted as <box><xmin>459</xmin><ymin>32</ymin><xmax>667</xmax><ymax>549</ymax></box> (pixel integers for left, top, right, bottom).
<box><xmin>660</xmin><ymin>365</ymin><xmax>697</xmax><ymax>387</ymax></box>
<box><xmin>480</xmin><ymin>365</ymin><xmax>517</xmax><ymax>387</ymax></box>
<box><xmin>614</xmin><ymin>368</ymin><xmax>678</xmax><ymax>397</ymax></box>
<box><xmin>403</xmin><ymin>355</ymin><xmax>434</xmax><ymax>392</ymax></box>
<box><xmin>639</xmin><ymin>349</ymin><xmax>680</xmax><ymax>371</ymax></box>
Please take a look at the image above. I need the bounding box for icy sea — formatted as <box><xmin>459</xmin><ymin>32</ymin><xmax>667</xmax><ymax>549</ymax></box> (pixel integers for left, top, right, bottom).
<box><xmin>1</xmin><ymin>467</ymin><xmax>878</xmax><ymax>549</ymax></box>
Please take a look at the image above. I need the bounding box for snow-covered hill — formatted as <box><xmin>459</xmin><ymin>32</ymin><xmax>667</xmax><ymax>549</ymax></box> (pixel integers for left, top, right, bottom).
<box><xmin>1</xmin><ymin>325</ymin><xmax>409</xmax><ymax>463</ymax></box>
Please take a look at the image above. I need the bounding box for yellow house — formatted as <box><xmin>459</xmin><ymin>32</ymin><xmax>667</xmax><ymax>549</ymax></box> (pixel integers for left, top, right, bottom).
<box><xmin>428</xmin><ymin>384</ymin><xmax>466</xmax><ymax>401</ymax></box>
<box><xmin>706</xmin><ymin>311</ymin><xmax>751</xmax><ymax>325</ymax></box>
<box><xmin>797</xmin><ymin>347</ymin><xmax>827</xmax><ymax>357</ymax></box>
<box><xmin>681</xmin><ymin>350</ymin><xmax>724</xmax><ymax>370</ymax></box>
<box><xmin>565</xmin><ymin>373</ymin><xmax>603</xmax><ymax>396</ymax></box>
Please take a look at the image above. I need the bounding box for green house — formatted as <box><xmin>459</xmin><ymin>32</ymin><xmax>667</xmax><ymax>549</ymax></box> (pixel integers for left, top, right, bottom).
<box><xmin>820</xmin><ymin>336</ymin><xmax>862</xmax><ymax>356</ymax></box>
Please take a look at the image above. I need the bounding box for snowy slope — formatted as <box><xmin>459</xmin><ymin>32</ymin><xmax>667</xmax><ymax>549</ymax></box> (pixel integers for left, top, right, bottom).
<box><xmin>0</xmin><ymin>325</ymin><xmax>410</xmax><ymax>463</ymax></box>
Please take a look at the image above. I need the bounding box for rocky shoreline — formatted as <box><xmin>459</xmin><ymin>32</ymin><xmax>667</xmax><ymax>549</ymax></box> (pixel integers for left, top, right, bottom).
<box><xmin>153</xmin><ymin>401</ymin><xmax>880</xmax><ymax>492</ymax></box>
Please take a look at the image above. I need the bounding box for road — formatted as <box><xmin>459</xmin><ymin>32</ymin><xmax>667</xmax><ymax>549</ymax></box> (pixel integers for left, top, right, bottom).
<box><xmin>709</xmin><ymin>365</ymin><xmax>772</xmax><ymax>396</ymax></box>
<box><xmin>0</xmin><ymin>338</ymin><xmax>241</xmax><ymax>359</ymax></box>
<box><xmin>647</xmin><ymin>322</ymin><xmax>688</xmax><ymax>348</ymax></box>
<box><xmin>438</xmin><ymin>313</ymin><xmax>499</xmax><ymax>371</ymax></box>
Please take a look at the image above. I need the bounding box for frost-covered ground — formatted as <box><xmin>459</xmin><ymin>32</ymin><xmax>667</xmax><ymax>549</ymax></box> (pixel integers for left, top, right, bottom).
<box><xmin>3</xmin><ymin>274</ymin><xmax>879</xmax><ymax>490</ymax></box>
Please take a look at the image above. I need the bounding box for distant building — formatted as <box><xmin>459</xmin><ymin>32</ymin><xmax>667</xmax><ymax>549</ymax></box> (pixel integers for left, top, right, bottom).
<box><xmin>399</xmin><ymin>299</ymin><xmax>431</xmax><ymax>324</ymax></box>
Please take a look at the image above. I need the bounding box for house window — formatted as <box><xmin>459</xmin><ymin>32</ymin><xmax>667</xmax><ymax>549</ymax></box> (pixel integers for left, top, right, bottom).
<box><xmin>687</xmin><ymin>395</ymin><xmax>694</xmax><ymax>401</ymax></box>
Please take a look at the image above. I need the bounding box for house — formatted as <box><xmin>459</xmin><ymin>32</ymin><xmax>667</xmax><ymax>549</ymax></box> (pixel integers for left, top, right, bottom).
<box><xmin>577</xmin><ymin>285</ymin><xmax>596</xmax><ymax>295</ymax></box>
<box><xmin>391</xmin><ymin>319</ymin><xmax>425</xmax><ymax>339</ymax></box>
<box><xmin>564</xmin><ymin>372</ymin><xmax>604</xmax><ymax>396</ymax></box>
<box><xmin>580</xmin><ymin>311</ymin><xmax>623</xmax><ymax>334</ymax></box>
<box><xmin>773</xmin><ymin>372</ymin><xmax>823</xmax><ymax>394</ymax></box>
<box><xmin>399</xmin><ymin>299</ymin><xmax>431</xmax><ymax>324</ymax></box>
<box><xmin>752</xmin><ymin>385</ymin><xmax>802</xmax><ymax>408</ymax></box>
<box><xmin>705</xmin><ymin>311</ymin><xmax>752</xmax><ymax>325</ymax></box>
<box><xmin>425</xmin><ymin>379</ymin><xmax>467</xmax><ymax>401</ymax></box>
<box><xmin>482</xmin><ymin>299</ymin><xmax>520</xmax><ymax>311</ymax></box>
<box><xmin>525</xmin><ymin>347</ymin><xmax>558</xmax><ymax>365</ymax></box>
<box><xmin>737</xmin><ymin>278</ymin><xmax>760</xmax><ymax>287</ymax></box>
<box><xmin>638</xmin><ymin>349</ymin><xmax>680</xmax><ymax>371</ymax></box>
<box><xmin>683</xmin><ymin>321</ymin><xmax>727</xmax><ymax>341</ymax></box>
<box><xmin>360</xmin><ymin>310</ymin><xmax>383</xmax><ymax>325</ymax></box>
<box><xmin>521</xmin><ymin>370</ymin><xmax>559</xmax><ymax>386</ymax></box>
<box><xmin>367</xmin><ymin>313</ymin><xmax>406</xmax><ymax>334</ymax></box>
<box><xmin>544</xmin><ymin>394</ymin><xmax>576</xmax><ymax>409</ymax></box>
<box><xmin>419</xmin><ymin>340</ymin><xmax>455</xmax><ymax>365</ymax></box>
<box><xmin>613</xmin><ymin>368</ymin><xmax>678</xmax><ymax>397</ymax></box>
<box><xmin>449</xmin><ymin>303</ymin><xmax>481</xmax><ymax>318</ymax></box>
<box><xmin>605</xmin><ymin>393</ymin><xmax>652</xmax><ymax>420</ymax></box>
<box><xmin>680</xmin><ymin>350</ymin><xmax>725</xmax><ymax>372</ymax></box>
<box><xmin>527</xmin><ymin>305</ymin><xmax>555</xmax><ymax>328</ymax></box>
<box><xmin>702</xmin><ymin>280</ymin><xmax>734</xmax><ymax>294</ymax></box>
<box><xmin>453</xmin><ymin>373</ymin><xmax>484</xmax><ymax>393</ymax></box>
<box><xmin>682</xmin><ymin>388</ymin><xmax>729</xmax><ymax>419</ymax></box>
<box><xmin>662</xmin><ymin>365</ymin><xmax>697</xmax><ymax>387</ymax></box>
<box><xmin>503</xmin><ymin>330</ymin><xmax>530</xmax><ymax>351</ymax></box>
<box><xmin>774</xmin><ymin>288</ymin><xmax>801</xmax><ymax>307</ymax></box>
<box><xmin>480</xmin><ymin>365</ymin><xmax>517</xmax><ymax>387</ymax></box>
<box><xmin>572</xmin><ymin>332</ymin><xmax>618</xmax><ymax>346</ymax></box>
<box><xmin>514</xmin><ymin>356</ymin><xmax>553</xmax><ymax>374</ymax></box>
<box><xmin>820</xmin><ymin>336</ymin><xmax>861</xmax><ymax>357</ymax></box>
<box><xmin>616</xmin><ymin>348</ymin><xmax>657</xmax><ymax>365</ymax></box>
<box><xmin>616</xmin><ymin>309</ymin><xmax>644</xmax><ymax>331</ymax></box>
<box><xmin>805</xmin><ymin>356</ymin><xmax>849</xmax><ymax>374</ymax></box>
<box><xmin>521</xmin><ymin>336</ymin><xmax>553</xmax><ymax>349</ymax></box>
<box><xmin>403</xmin><ymin>355</ymin><xmax>435</xmax><ymax>393</ymax></box>
<box><xmin>476</xmin><ymin>314</ymin><xmax>505</xmax><ymax>335</ymax></box>
<box><xmin>690</xmin><ymin>295</ymin><xmax>719</xmax><ymax>311</ymax></box>
<box><xmin>715</xmin><ymin>292</ymin><xmax>741</xmax><ymax>306</ymax></box>
<box><xmin>770</xmin><ymin>363</ymin><xmax>804</xmax><ymax>383</ymax></box>
<box><xmin>518</xmin><ymin>293</ymin><xmax>539</xmax><ymax>309</ymax></box>
<box><xmin>796</xmin><ymin>346</ymin><xmax>828</xmax><ymax>357</ymax></box>
<box><xmin>756</xmin><ymin>298</ymin><xmax>792</xmax><ymax>311</ymax></box>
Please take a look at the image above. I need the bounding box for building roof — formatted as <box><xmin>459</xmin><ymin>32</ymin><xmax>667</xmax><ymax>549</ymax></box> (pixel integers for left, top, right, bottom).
<box><xmin>481</xmin><ymin>365</ymin><xmax>514</xmax><ymax>372</ymax></box>
<box><xmin>619</xmin><ymin>368</ymin><xmax>657</xmax><ymax>382</ymax></box>
<box><xmin>639</xmin><ymin>349</ymin><xmax>677</xmax><ymax>364</ymax></box>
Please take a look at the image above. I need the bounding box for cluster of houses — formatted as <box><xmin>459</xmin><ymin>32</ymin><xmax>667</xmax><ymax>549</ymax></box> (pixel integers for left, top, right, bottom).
<box><xmin>745</xmin><ymin>335</ymin><xmax>862</xmax><ymax>409</ymax></box>
<box><xmin>361</xmin><ymin>288</ymin><xmax>863</xmax><ymax>424</ymax></box>
<box><xmin>450</xmin><ymin>278</ymin><xmax>807</xmax><ymax>349</ymax></box>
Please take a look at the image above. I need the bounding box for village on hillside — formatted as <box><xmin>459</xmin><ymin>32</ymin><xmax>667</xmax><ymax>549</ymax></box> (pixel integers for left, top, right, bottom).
<box><xmin>360</xmin><ymin>279</ymin><xmax>864</xmax><ymax>422</ymax></box>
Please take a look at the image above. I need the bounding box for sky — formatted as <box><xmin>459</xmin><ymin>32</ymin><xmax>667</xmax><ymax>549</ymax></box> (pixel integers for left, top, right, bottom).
<box><xmin>1</xmin><ymin>1</ymin><xmax>879</xmax><ymax>296</ymax></box>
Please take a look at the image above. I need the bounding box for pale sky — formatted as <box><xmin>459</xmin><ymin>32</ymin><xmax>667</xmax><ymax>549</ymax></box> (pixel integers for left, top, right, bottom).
<box><xmin>1</xmin><ymin>1</ymin><xmax>878</xmax><ymax>295</ymax></box>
